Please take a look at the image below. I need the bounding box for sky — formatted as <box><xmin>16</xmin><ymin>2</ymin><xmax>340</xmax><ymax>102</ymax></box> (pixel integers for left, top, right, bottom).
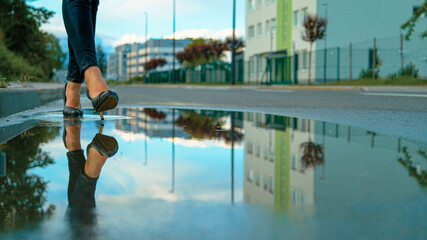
<box><xmin>31</xmin><ymin>0</ymin><xmax>246</xmax><ymax>49</ymax></box>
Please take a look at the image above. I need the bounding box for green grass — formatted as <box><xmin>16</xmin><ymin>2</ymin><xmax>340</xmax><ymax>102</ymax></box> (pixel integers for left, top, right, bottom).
<box><xmin>318</xmin><ymin>77</ymin><xmax>427</xmax><ymax>86</ymax></box>
<box><xmin>106</xmin><ymin>77</ymin><xmax>427</xmax><ymax>87</ymax></box>
<box><xmin>107</xmin><ymin>80</ymin><xmax>245</xmax><ymax>86</ymax></box>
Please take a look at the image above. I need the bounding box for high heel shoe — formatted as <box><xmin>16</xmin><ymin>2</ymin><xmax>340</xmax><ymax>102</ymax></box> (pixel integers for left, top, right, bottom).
<box><xmin>86</xmin><ymin>124</ymin><xmax>119</xmax><ymax>158</ymax></box>
<box><xmin>63</xmin><ymin>83</ymin><xmax>83</xmax><ymax>118</ymax></box>
<box><xmin>86</xmin><ymin>88</ymin><xmax>119</xmax><ymax>120</ymax></box>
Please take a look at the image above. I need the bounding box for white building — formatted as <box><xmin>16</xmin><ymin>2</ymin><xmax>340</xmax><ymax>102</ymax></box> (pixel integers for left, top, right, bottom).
<box><xmin>245</xmin><ymin>0</ymin><xmax>278</xmax><ymax>84</ymax></box>
<box><xmin>126</xmin><ymin>38</ymin><xmax>192</xmax><ymax>79</ymax></box>
<box><xmin>107</xmin><ymin>43</ymin><xmax>142</xmax><ymax>81</ymax></box>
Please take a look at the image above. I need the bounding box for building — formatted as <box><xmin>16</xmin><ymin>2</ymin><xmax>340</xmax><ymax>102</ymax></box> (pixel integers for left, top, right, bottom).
<box><xmin>126</xmin><ymin>38</ymin><xmax>192</xmax><ymax>79</ymax></box>
<box><xmin>245</xmin><ymin>0</ymin><xmax>278</xmax><ymax>84</ymax></box>
<box><xmin>107</xmin><ymin>43</ymin><xmax>141</xmax><ymax>81</ymax></box>
<box><xmin>243</xmin><ymin>112</ymin><xmax>316</xmax><ymax>209</ymax></box>
<box><xmin>245</xmin><ymin>0</ymin><xmax>427</xmax><ymax>84</ymax></box>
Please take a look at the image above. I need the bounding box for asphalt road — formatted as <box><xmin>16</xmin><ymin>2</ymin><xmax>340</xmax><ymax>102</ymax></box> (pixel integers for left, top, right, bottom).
<box><xmin>114</xmin><ymin>85</ymin><xmax>427</xmax><ymax>143</ymax></box>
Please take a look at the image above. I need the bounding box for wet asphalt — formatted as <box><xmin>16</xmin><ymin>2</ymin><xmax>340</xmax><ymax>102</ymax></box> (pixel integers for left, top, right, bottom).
<box><xmin>114</xmin><ymin>85</ymin><xmax>427</xmax><ymax>142</ymax></box>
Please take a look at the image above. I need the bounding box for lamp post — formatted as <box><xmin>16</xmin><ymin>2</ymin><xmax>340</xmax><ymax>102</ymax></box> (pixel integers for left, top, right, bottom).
<box><xmin>231</xmin><ymin>0</ymin><xmax>236</xmax><ymax>85</ymax></box>
<box><xmin>144</xmin><ymin>12</ymin><xmax>148</xmax><ymax>83</ymax></box>
<box><xmin>172</xmin><ymin>0</ymin><xmax>176</xmax><ymax>84</ymax></box>
<box><xmin>323</xmin><ymin>3</ymin><xmax>328</xmax><ymax>83</ymax></box>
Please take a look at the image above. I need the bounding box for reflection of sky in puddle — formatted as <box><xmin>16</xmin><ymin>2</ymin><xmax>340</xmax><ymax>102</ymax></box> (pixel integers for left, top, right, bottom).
<box><xmin>1</xmin><ymin>108</ymin><xmax>426</xmax><ymax>239</ymax></box>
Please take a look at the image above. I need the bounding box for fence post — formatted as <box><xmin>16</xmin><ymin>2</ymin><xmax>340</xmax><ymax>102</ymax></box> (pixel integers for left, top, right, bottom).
<box><xmin>372</xmin><ymin>37</ymin><xmax>376</xmax><ymax>79</ymax></box>
<box><xmin>323</xmin><ymin>48</ymin><xmax>327</xmax><ymax>83</ymax></box>
<box><xmin>349</xmin><ymin>42</ymin><xmax>352</xmax><ymax>81</ymax></box>
<box><xmin>337</xmin><ymin>47</ymin><xmax>340</xmax><ymax>81</ymax></box>
<box><xmin>400</xmin><ymin>34</ymin><xmax>404</xmax><ymax>69</ymax></box>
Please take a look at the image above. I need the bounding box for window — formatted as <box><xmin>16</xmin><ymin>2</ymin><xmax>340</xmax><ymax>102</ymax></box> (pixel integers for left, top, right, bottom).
<box><xmin>248</xmin><ymin>0</ymin><xmax>255</xmax><ymax>11</ymax></box>
<box><xmin>255</xmin><ymin>144</ymin><xmax>261</xmax><ymax>157</ymax></box>
<box><xmin>257</xmin><ymin>0</ymin><xmax>262</xmax><ymax>8</ymax></box>
<box><xmin>271</xmin><ymin>18</ymin><xmax>277</xmax><ymax>33</ymax></box>
<box><xmin>269</xmin><ymin>149</ymin><xmax>275</xmax><ymax>162</ymax></box>
<box><xmin>263</xmin><ymin>175</ymin><xmax>268</xmax><ymax>190</ymax></box>
<box><xmin>301</xmin><ymin>193</ymin><xmax>306</xmax><ymax>205</ymax></box>
<box><xmin>256</xmin><ymin>113</ymin><xmax>262</xmax><ymax>125</ymax></box>
<box><xmin>256</xmin><ymin>56</ymin><xmax>262</xmax><ymax>72</ymax></box>
<box><xmin>265</xmin><ymin>20</ymin><xmax>270</xmax><ymax>35</ymax></box>
<box><xmin>247</xmin><ymin>112</ymin><xmax>254</xmax><ymax>121</ymax></box>
<box><xmin>264</xmin><ymin>146</ymin><xmax>269</xmax><ymax>160</ymax></box>
<box><xmin>247</xmin><ymin>169</ymin><xmax>254</xmax><ymax>182</ymax></box>
<box><xmin>248</xmin><ymin>26</ymin><xmax>255</xmax><ymax>39</ymax></box>
<box><xmin>269</xmin><ymin>177</ymin><xmax>274</xmax><ymax>193</ymax></box>
<box><xmin>291</xmin><ymin>155</ymin><xmax>297</xmax><ymax>170</ymax></box>
<box><xmin>292</xmin><ymin>189</ymin><xmax>298</xmax><ymax>205</ymax></box>
<box><xmin>301</xmin><ymin>50</ymin><xmax>307</xmax><ymax>70</ymax></box>
<box><xmin>247</xmin><ymin>141</ymin><xmax>253</xmax><ymax>154</ymax></box>
<box><xmin>293</xmin><ymin>10</ymin><xmax>299</xmax><ymax>26</ymax></box>
<box><xmin>257</xmin><ymin>22</ymin><xmax>262</xmax><ymax>37</ymax></box>
<box><xmin>249</xmin><ymin>57</ymin><xmax>255</xmax><ymax>73</ymax></box>
<box><xmin>255</xmin><ymin>171</ymin><xmax>260</xmax><ymax>186</ymax></box>
<box><xmin>301</xmin><ymin>8</ymin><xmax>308</xmax><ymax>25</ymax></box>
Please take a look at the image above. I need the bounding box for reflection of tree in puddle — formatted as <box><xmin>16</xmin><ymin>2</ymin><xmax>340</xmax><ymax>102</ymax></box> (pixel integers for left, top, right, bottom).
<box><xmin>0</xmin><ymin>126</ymin><xmax>59</xmax><ymax>233</ymax></box>
<box><xmin>398</xmin><ymin>147</ymin><xmax>427</xmax><ymax>188</ymax></box>
<box><xmin>300</xmin><ymin>123</ymin><xmax>324</xmax><ymax>169</ymax></box>
<box><xmin>175</xmin><ymin>110</ymin><xmax>243</xmax><ymax>143</ymax></box>
<box><xmin>300</xmin><ymin>141</ymin><xmax>324</xmax><ymax>169</ymax></box>
<box><xmin>143</xmin><ymin>108</ymin><xmax>167</xmax><ymax>120</ymax></box>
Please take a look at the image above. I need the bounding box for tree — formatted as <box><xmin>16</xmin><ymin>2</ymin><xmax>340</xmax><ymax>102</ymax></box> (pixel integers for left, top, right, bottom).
<box><xmin>0</xmin><ymin>126</ymin><xmax>59</xmax><ymax>232</ymax></box>
<box><xmin>401</xmin><ymin>0</ymin><xmax>427</xmax><ymax>40</ymax></box>
<box><xmin>96</xmin><ymin>43</ymin><xmax>107</xmax><ymax>75</ymax></box>
<box><xmin>176</xmin><ymin>38</ymin><xmax>244</xmax><ymax>68</ymax></box>
<box><xmin>301</xmin><ymin>14</ymin><xmax>327</xmax><ymax>85</ymax></box>
<box><xmin>145</xmin><ymin>58</ymin><xmax>167</xmax><ymax>71</ymax></box>
<box><xmin>0</xmin><ymin>0</ymin><xmax>65</xmax><ymax>81</ymax></box>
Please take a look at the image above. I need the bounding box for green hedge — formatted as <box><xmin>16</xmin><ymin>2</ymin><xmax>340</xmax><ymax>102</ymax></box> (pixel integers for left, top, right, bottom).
<box><xmin>0</xmin><ymin>40</ymin><xmax>44</xmax><ymax>82</ymax></box>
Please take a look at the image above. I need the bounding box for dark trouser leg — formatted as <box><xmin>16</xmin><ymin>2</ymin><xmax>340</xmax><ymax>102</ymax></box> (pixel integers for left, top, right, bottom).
<box><xmin>62</xmin><ymin>0</ymin><xmax>99</xmax><ymax>81</ymax></box>
<box><xmin>66</xmin><ymin>149</ymin><xmax>98</xmax><ymax>229</ymax></box>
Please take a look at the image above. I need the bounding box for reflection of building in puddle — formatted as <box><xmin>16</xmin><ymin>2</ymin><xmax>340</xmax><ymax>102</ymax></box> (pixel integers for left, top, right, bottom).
<box><xmin>313</xmin><ymin>122</ymin><xmax>427</xmax><ymax>191</ymax></box>
<box><xmin>113</xmin><ymin>108</ymin><xmax>244</xmax><ymax>147</ymax></box>
<box><xmin>113</xmin><ymin>108</ymin><xmax>190</xmax><ymax>139</ymax></box>
<box><xmin>243</xmin><ymin>113</ymin><xmax>315</xmax><ymax>209</ymax></box>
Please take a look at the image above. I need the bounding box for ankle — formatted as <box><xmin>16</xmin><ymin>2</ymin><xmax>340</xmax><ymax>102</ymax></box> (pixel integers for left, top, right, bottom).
<box><xmin>84</xmin><ymin>66</ymin><xmax>109</xmax><ymax>98</ymax></box>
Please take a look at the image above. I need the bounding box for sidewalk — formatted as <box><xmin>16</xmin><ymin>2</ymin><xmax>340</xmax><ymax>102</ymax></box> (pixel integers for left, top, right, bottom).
<box><xmin>0</xmin><ymin>82</ymin><xmax>85</xmax><ymax>118</ymax></box>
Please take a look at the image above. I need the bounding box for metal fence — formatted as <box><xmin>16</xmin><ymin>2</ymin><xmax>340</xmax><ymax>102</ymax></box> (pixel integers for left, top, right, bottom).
<box><xmin>148</xmin><ymin>63</ymin><xmax>241</xmax><ymax>84</ymax></box>
<box><xmin>243</xmin><ymin>33</ymin><xmax>427</xmax><ymax>84</ymax></box>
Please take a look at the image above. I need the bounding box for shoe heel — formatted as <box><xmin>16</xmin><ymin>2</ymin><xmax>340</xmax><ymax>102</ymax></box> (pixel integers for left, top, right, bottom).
<box><xmin>98</xmin><ymin>124</ymin><xmax>104</xmax><ymax>134</ymax></box>
<box><xmin>100</xmin><ymin>112</ymin><xmax>104</xmax><ymax>120</ymax></box>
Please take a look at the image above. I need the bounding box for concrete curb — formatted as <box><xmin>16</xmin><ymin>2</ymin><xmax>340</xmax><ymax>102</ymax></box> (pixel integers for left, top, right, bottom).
<box><xmin>128</xmin><ymin>84</ymin><xmax>427</xmax><ymax>92</ymax></box>
<box><xmin>0</xmin><ymin>86</ymin><xmax>86</xmax><ymax>118</ymax></box>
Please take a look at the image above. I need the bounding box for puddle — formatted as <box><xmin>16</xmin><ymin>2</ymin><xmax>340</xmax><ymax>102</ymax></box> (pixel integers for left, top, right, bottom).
<box><xmin>0</xmin><ymin>108</ymin><xmax>426</xmax><ymax>239</ymax></box>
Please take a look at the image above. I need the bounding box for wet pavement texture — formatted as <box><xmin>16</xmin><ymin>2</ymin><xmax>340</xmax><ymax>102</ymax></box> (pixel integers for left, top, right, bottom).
<box><xmin>0</xmin><ymin>107</ymin><xmax>426</xmax><ymax>240</ymax></box>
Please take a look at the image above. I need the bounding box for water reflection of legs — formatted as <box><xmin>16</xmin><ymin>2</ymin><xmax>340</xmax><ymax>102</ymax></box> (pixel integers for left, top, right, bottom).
<box><xmin>64</xmin><ymin>122</ymin><xmax>118</xmax><ymax>239</ymax></box>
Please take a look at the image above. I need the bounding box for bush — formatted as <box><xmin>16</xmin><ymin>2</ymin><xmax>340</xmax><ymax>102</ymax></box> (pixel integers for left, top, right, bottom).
<box><xmin>0</xmin><ymin>75</ymin><xmax>9</xmax><ymax>88</ymax></box>
<box><xmin>0</xmin><ymin>40</ymin><xmax>44</xmax><ymax>81</ymax></box>
<box><xmin>359</xmin><ymin>68</ymin><xmax>379</xmax><ymax>79</ymax></box>
<box><xmin>398</xmin><ymin>63</ymin><xmax>419</xmax><ymax>78</ymax></box>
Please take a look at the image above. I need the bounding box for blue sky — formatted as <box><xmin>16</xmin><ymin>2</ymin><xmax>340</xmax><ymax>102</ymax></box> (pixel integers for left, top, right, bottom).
<box><xmin>32</xmin><ymin>0</ymin><xmax>246</xmax><ymax>48</ymax></box>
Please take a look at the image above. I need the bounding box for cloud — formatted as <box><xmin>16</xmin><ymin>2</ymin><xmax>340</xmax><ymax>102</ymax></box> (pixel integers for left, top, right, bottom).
<box><xmin>99</xmin><ymin>0</ymin><xmax>199</xmax><ymax>21</ymax></box>
<box><xmin>112</xmin><ymin>33</ymin><xmax>150</xmax><ymax>47</ymax></box>
<box><xmin>163</xmin><ymin>28</ymin><xmax>245</xmax><ymax>40</ymax></box>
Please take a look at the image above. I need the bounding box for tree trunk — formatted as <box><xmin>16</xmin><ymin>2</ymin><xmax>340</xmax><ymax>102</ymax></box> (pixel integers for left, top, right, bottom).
<box><xmin>308</xmin><ymin>43</ymin><xmax>313</xmax><ymax>85</ymax></box>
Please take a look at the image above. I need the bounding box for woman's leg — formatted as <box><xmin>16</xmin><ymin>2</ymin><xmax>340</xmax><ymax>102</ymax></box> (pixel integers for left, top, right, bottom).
<box><xmin>62</xmin><ymin>0</ymin><xmax>108</xmax><ymax>98</ymax></box>
<box><xmin>65</xmin><ymin>40</ymin><xmax>82</xmax><ymax>109</ymax></box>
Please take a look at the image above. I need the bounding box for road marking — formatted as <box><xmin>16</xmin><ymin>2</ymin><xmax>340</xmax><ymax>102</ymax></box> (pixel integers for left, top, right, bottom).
<box><xmin>360</xmin><ymin>93</ymin><xmax>427</xmax><ymax>98</ymax></box>
<box><xmin>254</xmin><ymin>89</ymin><xmax>295</xmax><ymax>93</ymax></box>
